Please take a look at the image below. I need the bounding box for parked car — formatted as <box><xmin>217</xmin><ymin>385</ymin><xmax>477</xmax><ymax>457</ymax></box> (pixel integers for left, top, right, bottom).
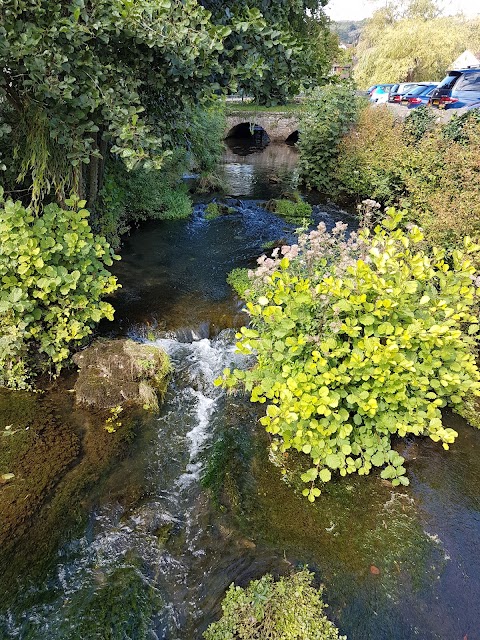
<box><xmin>429</xmin><ymin>68</ymin><xmax>480</xmax><ymax>109</ymax></box>
<box><xmin>388</xmin><ymin>83</ymin><xmax>419</xmax><ymax>103</ymax></box>
<box><xmin>370</xmin><ymin>84</ymin><xmax>395</xmax><ymax>103</ymax></box>
<box><xmin>402</xmin><ymin>83</ymin><xmax>439</xmax><ymax>108</ymax></box>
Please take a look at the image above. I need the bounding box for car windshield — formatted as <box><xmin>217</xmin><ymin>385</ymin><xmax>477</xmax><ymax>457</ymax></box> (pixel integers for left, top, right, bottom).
<box><xmin>409</xmin><ymin>85</ymin><xmax>430</xmax><ymax>96</ymax></box>
<box><xmin>437</xmin><ymin>72</ymin><xmax>461</xmax><ymax>90</ymax></box>
<box><xmin>398</xmin><ymin>83</ymin><xmax>416</xmax><ymax>94</ymax></box>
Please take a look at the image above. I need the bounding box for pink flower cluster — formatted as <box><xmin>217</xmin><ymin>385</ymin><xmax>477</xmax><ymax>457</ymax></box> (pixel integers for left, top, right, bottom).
<box><xmin>250</xmin><ymin>219</ymin><xmax>367</xmax><ymax>285</ymax></box>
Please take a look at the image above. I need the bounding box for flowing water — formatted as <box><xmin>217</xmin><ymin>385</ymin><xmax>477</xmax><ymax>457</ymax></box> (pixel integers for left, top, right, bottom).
<box><xmin>1</xmin><ymin>143</ymin><xmax>480</xmax><ymax>640</ymax></box>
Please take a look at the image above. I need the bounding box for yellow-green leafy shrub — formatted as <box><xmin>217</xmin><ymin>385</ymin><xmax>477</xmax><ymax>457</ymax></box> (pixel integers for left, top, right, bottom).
<box><xmin>218</xmin><ymin>210</ymin><xmax>480</xmax><ymax>499</ymax></box>
<box><xmin>204</xmin><ymin>570</ymin><xmax>345</xmax><ymax>640</ymax></box>
<box><xmin>0</xmin><ymin>192</ymin><xmax>119</xmax><ymax>388</ymax></box>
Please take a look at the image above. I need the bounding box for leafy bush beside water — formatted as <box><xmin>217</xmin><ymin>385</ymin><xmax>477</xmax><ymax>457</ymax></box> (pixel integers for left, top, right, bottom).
<box><xmin>218</xmin><ymin>210</ymin><xmax>480</xmax><ymax>500</ymax></box>
<box><xmin>204</xmin><ymin>570</ymin><xmax>345</xmax><ymax>640</ymax></box>
<box><xmin>298</xmin><ymin>83</ymin><xmax>361</xmax><ymax>194</ymax></box>
<box><xmin>0</xmin><ymin>192</ymin><xmax>119</xmax><ymax>388</ymax></box>
<box><xmin>330</xmin><ymin>105</ymin><xmax>480</xmax><ymax>253</ymax></box>
<box><xmin>97</xmin><ymin>154</ymin><xmax>192</xmax><ymax>248</ymax></box>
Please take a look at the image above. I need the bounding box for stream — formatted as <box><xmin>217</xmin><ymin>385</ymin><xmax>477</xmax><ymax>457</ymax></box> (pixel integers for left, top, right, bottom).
<box><xmin>1</xmin><ymin>141</ymin><xmax>480</xmax><ymax>639</ymax></box>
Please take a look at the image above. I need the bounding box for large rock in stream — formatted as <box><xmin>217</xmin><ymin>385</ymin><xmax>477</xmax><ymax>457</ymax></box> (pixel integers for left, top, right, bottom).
<box><xmin>73</xmin><ymin>339</ymin><xmax>170</xmax><ymax>410</ymax></box>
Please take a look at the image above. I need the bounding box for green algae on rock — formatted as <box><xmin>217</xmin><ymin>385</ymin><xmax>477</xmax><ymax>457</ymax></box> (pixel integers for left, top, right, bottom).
<box><xmin>0</xmin><ymin>390</ymin><xmax>80</xmax><ymax>552</ymax></box>
<box><xmin>73</xmin><ymin>339</ymin><xmax>171</xmax><ymax>411</ymax></box>
<box><xmin>265</xmin><ymin>191</ymin><xmax>313</xmax><ymax>223</ymax></box>
<box><xmin>205</xmin><ymin>201</ymin><xmax>236</xmax><ymax>220</ymax></box>
<box><xmin>51</xmin><ymin>565</ymin><xmax>162</xmax><ymax>640</ymax></box>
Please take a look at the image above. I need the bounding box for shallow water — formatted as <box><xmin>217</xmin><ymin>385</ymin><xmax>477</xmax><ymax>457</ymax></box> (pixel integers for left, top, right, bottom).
<box><xmin>2</xmin><ymin>142</ymin><xmax>480</xmax><ymax>640</ymax></box>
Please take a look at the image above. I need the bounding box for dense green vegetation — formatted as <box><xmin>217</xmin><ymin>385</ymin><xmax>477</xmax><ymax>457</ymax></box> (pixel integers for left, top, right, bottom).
<box><xmin>0</xmin><ymin>192</ymin><xmax>119</xmax><ymax>388</ymax></box>
<box><xmin>204</xmin><ymin>570</ymin><xmax>345</xmax><ymax>640</ymax></box>
<box><xmin>0</xmin><ymin>0</ymin><xmax>336</xmax><ymax>387</ymax></box>
<box><xmin>97</xmin><ymin>156</ymin><xmax>192</xmax><ymax>248</ymax></box>
<box><xmin>330</xmin><ymin>105</ymin><xmax>480</xmax><ymax>252</ymax></box>
<box><xmin>354</xmin><ymin>0</ymin><xmax>480</xmax><ymax>87</ymax></box>
<box><xmin>0</xmin><ymin>0</ymin><xmax>335</xmax><ymax>208</ymax></box>
<box><xmin>219</xmin><ymin>210</ymin><xmax>480</xmax><ymax>499</ymax></box>
<box><xmin>298</xmin><ymin>84</ymin><xmax>360</xmax><ymax>194</ymax></box>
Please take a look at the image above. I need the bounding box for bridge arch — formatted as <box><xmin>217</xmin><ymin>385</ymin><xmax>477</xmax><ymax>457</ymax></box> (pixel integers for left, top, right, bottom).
<box><xmin>285</xmin><ymin>130</ymin><xmax>299</xmax><ymax>145</ymax></box>
<box><xmin>225</xmin><ymin>112</ymin><xmax>300</xmax><ymax>144</ymax></box>
<box><xmin>225</xmin><ymin>122</ymin><xmax>270</xmax><ymax>148</ymax></box>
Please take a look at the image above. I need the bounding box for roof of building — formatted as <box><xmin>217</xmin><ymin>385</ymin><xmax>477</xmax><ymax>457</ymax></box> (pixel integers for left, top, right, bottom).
<box><xmin>451</xmin><ymin>50</ymin><xmax>480</xmax><ymax>70</ymax></box>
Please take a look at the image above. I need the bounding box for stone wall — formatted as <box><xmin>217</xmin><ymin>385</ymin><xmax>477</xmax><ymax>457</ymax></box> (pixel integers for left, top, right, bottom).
<box><xmin>225</xmin><ymin>111</ymin><xmax>299</xmax><ymax>142</ymax></box>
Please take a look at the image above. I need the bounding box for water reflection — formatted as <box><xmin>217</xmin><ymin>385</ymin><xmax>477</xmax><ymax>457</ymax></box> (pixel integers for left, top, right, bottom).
<box><xmin>223</xmin><ymin>141</ymin><xmax>299</xmax><ymax>198</ymax></box>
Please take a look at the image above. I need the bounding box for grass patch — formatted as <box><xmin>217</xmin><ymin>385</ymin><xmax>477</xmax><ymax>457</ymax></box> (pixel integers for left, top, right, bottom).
<box><xmin>225</xmin><ymin>102</ymin><xmax>303</xmax><ymax>114</ymax></box>
<box><xmin>226</xmin><ymin>268</ymin><xmax>251</xmax><ymax>297</ymax></box>
<box><xmin>266</xmin><ymin>192</ymin><xmax>313</xmax><ymax>223</ymax></box>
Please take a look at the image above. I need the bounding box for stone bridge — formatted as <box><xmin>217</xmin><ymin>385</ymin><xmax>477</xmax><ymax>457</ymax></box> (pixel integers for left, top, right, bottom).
<box><xmin>225</xmin><ymin>110</ymin><xmax>300</xmax><ymax>143</ymax></box>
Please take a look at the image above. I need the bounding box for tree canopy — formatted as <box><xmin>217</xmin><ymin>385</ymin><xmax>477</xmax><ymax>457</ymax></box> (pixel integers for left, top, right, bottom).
<box><xmin>354</xmin><ymin>0</ymin><xmax>480</xmax><ymax>87</ymax></box>
<box><xmin>202</xmin><ymin>0</ymin><xmax>337</xmax><ymax>104</ymax></box>
<box><xmin>0</xmin><ymin>0</ymin><xmax>335</xmax><ymax>208</ymax></box>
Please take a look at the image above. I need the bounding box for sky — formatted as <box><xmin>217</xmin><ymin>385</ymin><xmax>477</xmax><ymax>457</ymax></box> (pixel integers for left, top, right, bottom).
<box><xmin>325</xmin><ymin>0</ymin><xmax>480</xmax><ymax>21</ymax></box>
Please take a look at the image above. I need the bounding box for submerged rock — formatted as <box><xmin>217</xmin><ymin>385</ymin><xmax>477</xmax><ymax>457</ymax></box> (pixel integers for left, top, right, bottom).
<box><xmin>73</xmin><ymin>339</ymin><xmax>170</xmax><ymax>411</ymax></box>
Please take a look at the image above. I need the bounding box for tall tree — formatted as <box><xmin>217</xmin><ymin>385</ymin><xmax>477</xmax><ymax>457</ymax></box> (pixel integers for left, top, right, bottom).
<box><xmin>202</xmin><ymin>0</ymin><xmax>337</xmax><ymax>104</ymax></box>
<box><xmin>354</xmin><ymin>0</ymin><xmax>480</xmax><ymax>87</ymax></box>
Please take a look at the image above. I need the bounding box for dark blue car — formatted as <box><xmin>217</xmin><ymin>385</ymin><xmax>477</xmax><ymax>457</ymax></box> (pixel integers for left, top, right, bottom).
<box><xmin>429</xmin><ymin>68</ymin><xmax>480</xmax><ymax>109</ymax></box>
<box><xmin>402</xmin><ymin>83</ymin><xmax>438</xmax><ymax>108</ymax></box>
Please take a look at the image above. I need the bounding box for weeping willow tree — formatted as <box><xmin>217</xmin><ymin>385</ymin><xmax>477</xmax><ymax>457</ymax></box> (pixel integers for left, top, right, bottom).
<box><xmin>354</xmin><ymin>0</ymin><xmax>480</xmax><ymax>88</ymax></box>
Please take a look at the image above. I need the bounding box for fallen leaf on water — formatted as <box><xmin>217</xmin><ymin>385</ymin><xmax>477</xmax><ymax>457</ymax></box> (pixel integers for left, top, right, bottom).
<box><xmin>370</xmin><ymin>565</ymin><xmax>380</xmax><ymax>575</ymax></box>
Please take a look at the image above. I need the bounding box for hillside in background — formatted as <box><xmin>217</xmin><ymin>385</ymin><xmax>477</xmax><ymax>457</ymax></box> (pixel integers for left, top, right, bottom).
<box><xmin>331</xmin><ymin>20</ymin><xmax>366</xmax><ymax>44</ymax></box>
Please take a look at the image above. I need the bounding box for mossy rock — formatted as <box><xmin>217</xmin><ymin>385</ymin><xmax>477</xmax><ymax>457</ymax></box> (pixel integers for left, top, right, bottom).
<box><xmin>73</xmin><ymin>339</ymin><xmax>171</xmax><ymax>411</ymax></box>
<box><xmin>265</xmin><ymin>192</ymin><xmax>313</xmax><ymax>222</ymax></box>
<box><xmin>205</xmin><ymin>201</ymin><xmax>237</xmax><ymax>220</ymax></box>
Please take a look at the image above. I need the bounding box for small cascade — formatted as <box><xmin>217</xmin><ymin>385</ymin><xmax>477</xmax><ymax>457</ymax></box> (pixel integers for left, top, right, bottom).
<box><xmin>1</xmin><ymin>331</ymin><xmax>250</xmax><ymax>639</ymax></box>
